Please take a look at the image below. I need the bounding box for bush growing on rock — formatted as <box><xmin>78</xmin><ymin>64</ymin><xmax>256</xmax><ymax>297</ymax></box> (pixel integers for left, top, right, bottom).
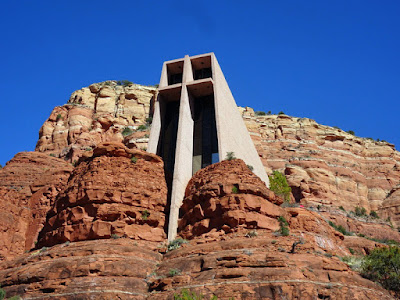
<box><xmin>362</xmin><ymin>246</ymin><xmax>400</xmax><ymax>294</ymax></box>
<box><xmin>122</xmin><ymin>127</ymin><xmax>134</xmax><ymax>137</ymax></box>
<box><xmin>269</xmin><ymin>171</ymin><xmax>292</xmax><ymax>201</ymax></box>
<box><xmin>174</xmin><ymin>289</ymin><xmax>217</xmax><ymax>300</ymax></box>
<box><xmin>225</xmin><ymin>152</ymin><xmax>236</xmax><ymax>161</ymax></box>
<box><xmin>354</xmin><ymin>206</ymin><xmax>367</xmax><ymax>217</ymax></box>
<box><xmin>278</xmin><ymin>216</ymin><xmax>289</xmax><ymax>236</ymax></box>
<box><xmin>370</xmin><ymin>210</ymin><xmax>379</xmax><ymax>219</ymax></box>
<box><xmin>167</xmin><ymin>238</ymin><xmax>188</xmax><ymax>251</ymax></box>
<box><xmin>255</xmin><ymin>111</ymin><xmax>266</xmax><ymax>116</ymax></box>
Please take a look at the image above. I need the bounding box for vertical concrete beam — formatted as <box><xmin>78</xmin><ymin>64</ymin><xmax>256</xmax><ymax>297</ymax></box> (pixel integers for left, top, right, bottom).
<box><xmin>147</xmin><ymin>94</ymin><xmax>161</xmax><ymax>154</ymax></box>
<box><xmin>159</xmin><ymin>63</ymin><xmax>168</xmax><ymax>88</ymax></box>
<box><xmin>168</xmin><ymin>89</ymin><xmax>194</xmax><ymax>240</ymax></box>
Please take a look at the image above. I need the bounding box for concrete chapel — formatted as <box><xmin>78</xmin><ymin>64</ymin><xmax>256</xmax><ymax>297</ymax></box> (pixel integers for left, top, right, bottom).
<box><xmin>148</xmin><ymin>53</ymin><xmax>269</xmax><ymax>240</ymax></box>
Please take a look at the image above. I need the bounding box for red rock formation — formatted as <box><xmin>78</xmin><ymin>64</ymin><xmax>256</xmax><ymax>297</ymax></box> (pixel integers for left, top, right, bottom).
<box><xmin>0</xmin><ymin>239</ymin><xmax>162</xmax><ymax>299</ymax></box>
<box><xmin>35</xmin><ymin>82</ymin><xmax>155</xmax><ymax>163</ymax></box>
<box><xmin>179</xmin><ymin>159</ymin><xmax>284</xmax><ymax>239</ymax></box>
<box><xmin>0</xmin><ymin>152</ymin><xmax>73</xmax><ymax>260</ymax></box>
<box><xmin>379</xmin><ymin>185</ymin><xmax>400</xmax><ymax>227</ymax></box>
<box><xmin>241</xmin><ymin>108</ymin><xmax>400</xmax><ymax>218</ymax></box>
<box><xmin>37</xmin><ymin>142</ymin><xmax>168</xmax><ymax>248</ymax></box>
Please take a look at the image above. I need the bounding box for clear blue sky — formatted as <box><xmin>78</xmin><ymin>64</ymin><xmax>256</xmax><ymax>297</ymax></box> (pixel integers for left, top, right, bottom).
<box><xmin>1</xmin><ymin>1</ymin><xmax>399</xmax><ymax>167</ymax></box>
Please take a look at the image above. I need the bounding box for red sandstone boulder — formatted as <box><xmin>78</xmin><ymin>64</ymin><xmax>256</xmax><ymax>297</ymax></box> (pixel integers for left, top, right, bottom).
<box><xmin>0</xmin><ymin>152</ymin><xmax>73</xmax><ymax>260</ymax></box>
<box><xmin>37</xmin><ymin>142</ymin><xmax>168</xmax><ymax>247</ymax></box>
<box><xmin>179</xmin><ymin>159</ymin><xmax>285</xmax><ymax>239</ymax></box>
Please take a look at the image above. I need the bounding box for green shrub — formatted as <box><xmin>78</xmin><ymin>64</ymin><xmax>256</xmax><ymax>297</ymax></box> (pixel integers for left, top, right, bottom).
<box><xmin>0</xmin><ymin>288</ymin><xmax>5</xmax><ymax>300</ymax></box>
<box><xmin>370</xmin><ymin>210</ymin><xmax>379</xmax><ymax>219</ymax></box>
<box><xmin>131</xmin><ymin>156</ymin><xmax>137</xmax><ymax>164</ymax></box>
<box><xmin>174</xmin><ymin>289</ymin><xmax>217</xmax><ymax>300</ymax></box>
<box><xmin>167</xmin><ymin>238</ymin><xmax>188</xmax><ymax>251</ymax></box>
<box><xmin>328</xmin><ymin>221</ymin><xmax>352</xmax><ymax>236</ymax></box>
<box><xmin>111</xmin><ymin>234</ymin><xmax>120</xmax><ymax>239</ymax></box>
<box><xmin>231</xmin><ymin>186</ymin><xmax>239</xmax><ymax>194</ymax></box>
<box><xmin>267</xmin><ymin>111</ymin><xmax>272</xmax><ymax>115</ymax></box>
<box><xmin>278</xmin><ymin>216</ymin><xmax>289</xmax><ymax>236</ymax></box>
<box><xmin>0</xmin><ymin>164</ymin><xmax>2</xmax><ymax>169</ymax></box>
<box><xmin>56</xmin><ymin>114</ymin><xmax>62</xmax><ymax>121</ymax></box>
<box><xmin>141</xmin><ymin>210</ymin><xmax>150</xmax><ymax>220</ymax></box>
<box><xmin>137</xmin><ymin>124</ymin><xmax>148</xmax><ymax>131</ymax></box>
<box><xmin>348</xmin><ymin>247</ymin><xmax>355</xmax><ymax>255</ymax></box>
<box><xmin>278</xmin><ymin>111</ymin><xmax>285</xmax><ymax>115</ymax></box>
<box><xmin>362</xmin><ymin>246</ymin><xmax>400</xmax><ymax>293</ymax></box>
<box><xmin>255</xmin><ymin>111</ymin><xmax>266</xmax><ymax>116</ymax></box>
<box><xmin>225</xmin><ymin>152</ymin><xmax>236</xmax><ymax>161</ymax></box>
<box><xmin>339</xmin><ymin>206</ymin><xmax>346</xmax><ymax>211</ymax></box>
<box><xmin>269</xmin><ymin>171</ymin><xmax>292</xmax><ymax>202</ymax></box>
<box><xmin>247</xmin><ymin>164</ymin><xmax>254</xmax><ymax>171</ymax></box>
<box><xmin>117</xmin><ymin>80</ymin><xmax>133</xmax><ymax>87</ymax></box>
<box><xmin>122</xmin><ymin>127</ymin><xmax>134</xmax><ymax>136</ymax></box>
<box><xmin>354</xmin><ymin>206</ymin><xmax>367</xmax><ymax>217</ymax></box>
<box><xmin>146</xmin><ymin>117</ymin><xmax>153</xmax><ymax>125</ymax></box>
<box><xmin>168</xmin><ymin>268</ymin><xmax>181</xmax><ymax>277</ymax></box>
<box><xmin>49</xmin><ymin>153</ymin><xmax>56</xmax><ymax>157</ymax></box>
<box><xmin>346</xmin><ymin>130</ymin><xmax>355</xmax><ymax>135</ymax></box>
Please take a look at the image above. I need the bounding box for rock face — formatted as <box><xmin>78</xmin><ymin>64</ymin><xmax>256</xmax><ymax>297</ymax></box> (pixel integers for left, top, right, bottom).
<box><xmin>240</xmin><ymin>108</ymin><xmax>400</xmax><ymax>219</ymax></box>
<box><xmin>1</xmin><ymin>83</ymin><xmax>400</xmax><ymax>299</ymax></box>
<box><xmin>179</xmin><ymin>159</ymin><xmax>284</xmax><ymax>239</ymax></box>
<box><xmin>0</xmin><ymin>159</ymin><xmax>394</xmax><ymax>299</ymax></box>
<box><xmin>35</xmin><ymin>82</ymin><xmax>156</xmax><ymax>163</ymax></box>
<box><xmin>38</xmin><ymin>142</ymin><xmax>168</xmax><ymax>248</ymax></box>
<box><xmin>379</xmin><ymin>185</ymin><xmax>400</xmax><ymax>227</ymax></box>
<box><xmin>150</xmin><ymin>161</ymin><xmax>393</xmax><ymax>300</ymax></box>
<box><xmin>0</xmin><ymin>239</ymin><xmax>162</xmax><ymax>299</ymax></box>
<box><xmin>34</xmin><ymin>84</ymin><xmax>400</xmax><ymax>224</ymax></box>
<box><xmin>0</xmin><ymin>152</ymin><xmax>73</xmax><ymax>260</ymax></box>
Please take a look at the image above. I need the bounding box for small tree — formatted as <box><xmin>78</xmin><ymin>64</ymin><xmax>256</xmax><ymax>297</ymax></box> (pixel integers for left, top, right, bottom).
<box><xmin>354</xmin><ymin>206</ymin><xmax>367</xmax><ymax>217</ymax></box>
<box><xmin>370</xmin><ymin>210</ymin><xmax>379</xmax><ymax>219</ymax></box>
<box><xmin>278</xmin><ymin>216</ymin><xmax>289</xmax><ymax>236</ymax></box>
<box><xmin>225</xmin><ymin>152</ymin><xmax>236</xmax><ymax>161</ymax></box>
<box><xmin>269</xmin><ymin>171</ymin><xmax>292</xmax><ymax>201</ymax></box>
<box><xmin>362</xmin><ymin>246</ymin><xmax>400</xmax><ymax>293</ymax></box>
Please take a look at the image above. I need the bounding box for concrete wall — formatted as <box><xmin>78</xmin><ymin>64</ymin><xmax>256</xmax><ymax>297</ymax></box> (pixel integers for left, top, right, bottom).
<box><xmin>211</xmin><ymin>54</ymin><xmax>270</xmax><ymax>186</ymax></box>
<box><xmin>149</xmin><ymin>53</ymin><xmax>270</xmax><ymax>241</ymax></box>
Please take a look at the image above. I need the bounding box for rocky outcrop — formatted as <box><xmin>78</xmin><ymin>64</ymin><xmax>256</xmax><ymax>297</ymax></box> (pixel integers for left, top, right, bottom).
<box><xmin>150</xmin><ymin>160</ymin><xmax>393</xmax><ymax>299</ymax></box>
<box><xmin>240</xmin><ymin>108</ymin><xmax>400</xmax><ymax>218</ymax></box>
<box><xmin>0</xmin><ymin>152</ymin><xmax>73</xmax><ymax>260</ymax></box>
<box><xmin>0</xmin><ymin>239</ymin><xmax>162</xmax><ymax>299</ymax></box>
<box><xmin>179</xmin><ymin>159</ymin><xmax>284</xmax><ymax>239</ymax></box>
<box><xmin>379</xmin><ymin>185</ymin><xmax>400</xmax><ymax>227</ymax></box>
<box><xmin>37</xmin><ymin>142</ymin><xmax>168</xmax><ymax>248</ymax></box>
<box><xmin>34</xmin><ymin>84</ymin><xmax>400</xmax><ymax>224</ymax></box>
<box><xmin>35</xmin><ymin>82</ymin><xmax>155</xmax><ymax>163</ymax></box>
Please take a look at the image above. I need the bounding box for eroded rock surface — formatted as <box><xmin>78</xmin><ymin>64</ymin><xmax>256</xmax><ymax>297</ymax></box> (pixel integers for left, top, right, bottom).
<box><xmin>38</xmin><ymin>142</ymin><xmax>168</xmax><ymax>248</ymax></box>
<box><xmin>35</xmin><ymin>82</ymin><xmax>155</xmax><ymax>163</ymax></box>
<box><xmin>0</xmin><ymin>152</ymin><xmax>73</xmax><ymax>260</ymax></box>
<box><xmin>240</xmin><ymin>108</ymin><xmax>400</xmax><ymax>222</ymax></box>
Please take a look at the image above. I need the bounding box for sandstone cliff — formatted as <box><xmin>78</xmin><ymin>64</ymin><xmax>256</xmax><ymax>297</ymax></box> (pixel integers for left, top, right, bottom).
<box><xmin>1</xmin><ymin>82</ymin><xmax>399</xmax><ymax>299</ymax></box>
<box><xmin>240</xmin><ymin>108</ymin><xmax>400</xmax><ymax>225</ymax></box>
<box><xmin>34</xmin><ymin>83</ymin><xmax>400</xmax><ymax>225</ymax></box>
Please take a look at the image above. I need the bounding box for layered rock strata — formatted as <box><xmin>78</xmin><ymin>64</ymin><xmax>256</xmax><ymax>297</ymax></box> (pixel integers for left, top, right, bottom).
<box><xmin>0</xmin><ymin>239</ymin><xmax>162</xmax><ymax>299</ymax></box>
<box><xmin>35</xmin><ymin>82</ymin><xmax>156</xmax><ymax>163</ymax></box>
<box><xmin>179</xmin><ymin>159</ymin><xmax>284</xmax><ymax>239</ymax></box>
<box><xmin>0</xmin><ymin>152</ymin><xmax>73</xmax><ymax>260</ymax></box>
<box><xmin>38</xmin><ymin>142</ymin><xmax>168</xmax><ymax>248</ymax></box>
<box><xmin>150</xmin><ymin>160</ymin><xmax>393</xmax><ymax>300</ymax></box>
<box><xmin>240</xmin><ymin>108</ymin><xmax>400</xmax><ymax>217</ymax></box>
